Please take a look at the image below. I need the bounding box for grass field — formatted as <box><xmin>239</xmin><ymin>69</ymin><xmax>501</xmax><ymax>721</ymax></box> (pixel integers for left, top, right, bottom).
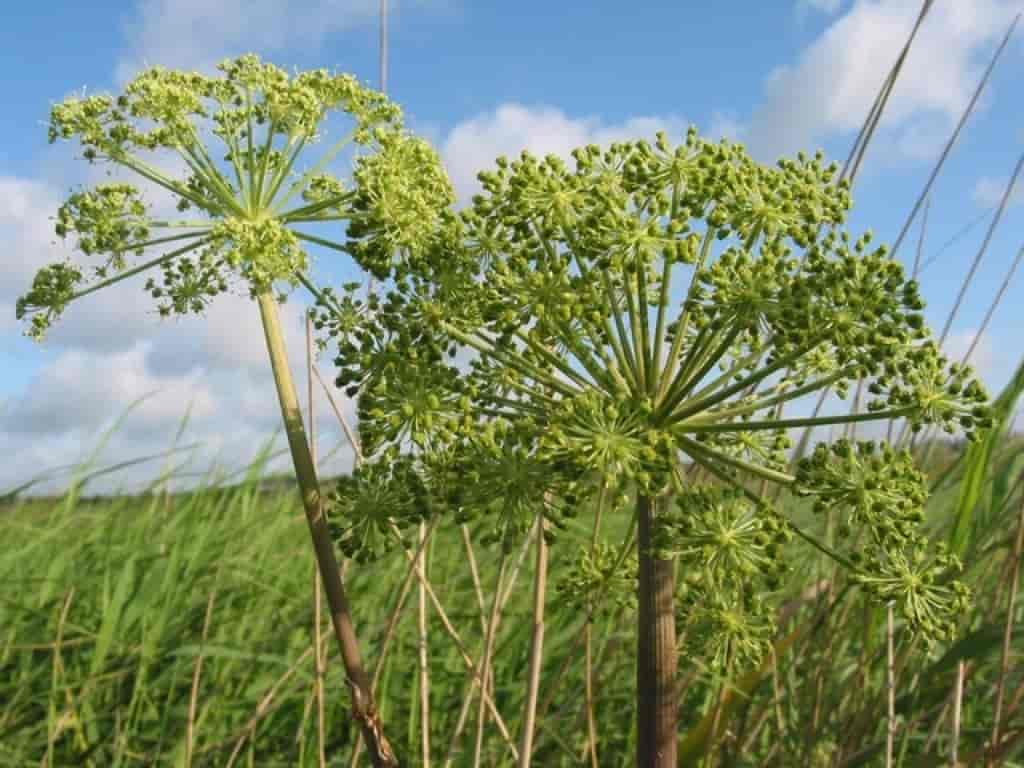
<box><xmin>2</xmin><ymin>419</ymin><xmax>1022</xmax><ymax>766</ymax></box>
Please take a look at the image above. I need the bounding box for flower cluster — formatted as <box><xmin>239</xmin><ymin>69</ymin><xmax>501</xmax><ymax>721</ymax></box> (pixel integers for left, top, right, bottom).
<box><xmin>678</xmin><ymin>584</ymin><xmax>778</xmax><ymax>673</ymax></box>
<box><xmin>556</xmin><ymin>541</ymin><xmax>639</xmax><ymax>617</ymax></box>
<box><xmin>54</xmin><ymin>184</ymin><xmax>150</xmax><ymax>261</ymax></box>
<box><xmin>536</xmin><ymin>390</ymin><xmax>677</xmax><ymax>495</ymax></box>
<box><xmin>143</xmin><ymin>248</ymin><xmax>228</xmax><ymax>317</ymax></box>
<box><xmin>851</xmin><ymin>542</ymin><xmax>970</xmax><ymax>645</ymax></box>
<box><xmin>880</xmin><ymin>344</ymin><xmax>991</xmax><ymax>438</ymax></box>
<box><xmin>653</xmin><ymin>486</ymin><xmax>790</xmax><ymax>670</ymax></box>
<box><xmin>15</xmin><ymin>262</ymin><xmax>84</xmax><ymax>341</ymax></box>
<box><xmin>315</xmin><ymin>125</ymin><xmax>991</xmax><ymax>648</ymax></box>
<box><xmin>210</xmin><ymin>215</ymin><xmax>306</xmax><ymax>292</ymax></box>
<box><xmin>450</xmin><ymin>424</ymin><xmax>588</xmax><ymax>549</ymax></box>
<box><xmin>326</xmin><ymin>454</ymin><xmax>430</xmax><ymax>564</ymax></box>
<box><xmin>794</xmin><ymin>439</ymin><xmax>927</xmax><ymax>545</ymax></box>
<box><xmin>794</xmin><ymin>439</ymin><xmax>972</xmax><ymax>642</ymax></box>
<box><xmin>346</xmin><ymin>130</ymin><xmax>456</xmax><ymax>281</ymax></box>
<box><xmin>655</xmin><ymin>487</ymin><xmax>791</xmax><ymax>589</ymax></box>
<box><xmin>49</xmin><ymin>54</ymin><xmax>403</xmax><ymax>160</ymax></box>
<box><xmin>19</xmin><ymin>54</ymin><xmax>453</xmax><ymax>344</ymax></box>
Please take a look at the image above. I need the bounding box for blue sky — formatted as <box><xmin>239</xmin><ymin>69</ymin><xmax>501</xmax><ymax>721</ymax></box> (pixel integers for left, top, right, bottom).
<box><xmin>1</xmin><ymin>0</ymin><xmax>1022</xmax><ymax>498</ymax></box>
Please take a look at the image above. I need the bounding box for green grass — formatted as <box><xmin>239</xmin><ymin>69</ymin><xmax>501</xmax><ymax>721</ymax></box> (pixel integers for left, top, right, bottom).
<box><xmin>2</xmin><ymin>420</ymin><xmax>1023</xmax><ymax>766</ymax></box>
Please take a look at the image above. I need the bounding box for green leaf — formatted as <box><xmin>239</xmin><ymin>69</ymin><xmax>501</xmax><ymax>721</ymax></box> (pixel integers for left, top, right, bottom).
<box><xmin>948</xmin><ymin>354</ymin><xmax>1024</xmax><ymax>557</ymax></box>
<box><xmin>89</xmin><ymin>554</ymin><xmax>137</xmax><ymax>679</ymax></box>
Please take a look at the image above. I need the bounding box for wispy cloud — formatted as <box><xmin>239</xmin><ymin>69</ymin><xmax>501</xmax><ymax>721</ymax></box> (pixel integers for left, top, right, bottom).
<box><xmin>798</xmin><ymin>0</ymin><xmax>845</xmax><ymax>15</ymax></box>
<box><xmin>972</xmin><ymin>174</ymin><xmax>1024</xmax><ymax>208</ymax></box>
<box><xmin>942</xmin><ymin>328</ymin><xmax>997</xmax><ymax>380</ymax></box>
<box><xmin>748</xmin><ymin>0</ymin><xmax>1022</xmax><ymax>163</ymax></box>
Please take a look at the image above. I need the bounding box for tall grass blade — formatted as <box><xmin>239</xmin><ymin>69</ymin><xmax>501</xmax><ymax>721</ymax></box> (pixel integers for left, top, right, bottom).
<box><xmin>949</xmin><ymin>354</ymin><xmax>1024</xmax><ymax>557</ymax></box>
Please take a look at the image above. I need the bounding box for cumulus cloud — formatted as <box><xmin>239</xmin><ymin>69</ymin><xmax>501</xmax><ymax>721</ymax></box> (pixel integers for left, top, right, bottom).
<box><xmin>115</xmin><ymin>0</ymin><xmax>451</xmax><ymax>84</ymax></box>
<box><xmin>747</xmin><ymin>0</ymin><xmax>1022</xmax><ymax>163</ymax></box>
<box><xmin>0</xmin><ymin>325</ymin><xmax>360</xmax><ymax>498</ymax></box>
<box><xmin>439</xmin><ymin>103</ymin><xmax>690</xmax><ymax>204</ymax></box>
<box><xmin>2</xmin><ymin>342</ymin><xmax>213</xmax><ymax>438</ymax></box>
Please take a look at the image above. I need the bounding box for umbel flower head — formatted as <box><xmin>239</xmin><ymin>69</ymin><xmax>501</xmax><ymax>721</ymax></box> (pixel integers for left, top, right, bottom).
<box><xmin>16</xmin><ymin>53</ymin><xmax>454</xmax><ymax>339</ymax></box>
<box><xmin>655</xmin><ymin>486</ymin><xmax>791</xmax><ymax>670</ymax></box>
<box><xmin>556</xmin><ymin>540</ymin><xmax>639</xmax><ymax>617</ymax></box>
<box><xmin>327</xmin><ymin>452</ymin><xmax>430</xmax><ymax>564</ymax></box>
<box><xmin>323</xmin><ymin>126</ymin><xmax>993</xmax><ymax>657</ymax></box>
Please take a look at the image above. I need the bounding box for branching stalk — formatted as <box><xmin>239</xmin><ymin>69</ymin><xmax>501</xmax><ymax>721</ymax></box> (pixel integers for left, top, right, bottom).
<box><xmin>256</xmin><ymin>290</ymin><xmax>396</xmax><ymax>767</ymax></box>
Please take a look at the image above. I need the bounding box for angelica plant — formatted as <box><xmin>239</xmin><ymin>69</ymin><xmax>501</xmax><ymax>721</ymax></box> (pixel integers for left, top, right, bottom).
<box><xmin>309</xmin><ymin>262</ymin><xmax>588</xmax><ymax>562</ymax></box>
<box><xmin>15</xmin><ymin>53</ymin><xmax>456</xmax><ymax>767</ymax></box>
<box><xmin>326</xmin><ymin>127</ymin><xmax>992</xmax><ymax>767</ymax></box>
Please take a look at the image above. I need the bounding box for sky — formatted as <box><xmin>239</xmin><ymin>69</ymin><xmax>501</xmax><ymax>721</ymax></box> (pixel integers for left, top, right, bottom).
<box><xmin>1</xmin><ymin>0</ymin><xmax>1022</xmax><ymax>499</ymax></box>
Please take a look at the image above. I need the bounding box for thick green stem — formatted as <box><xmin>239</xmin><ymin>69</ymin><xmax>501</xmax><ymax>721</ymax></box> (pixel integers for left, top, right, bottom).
<box><xmin>255</xmin><ymin>290</ymin><xmax>397</xmax><ymax>768</ymax></box>
<box><xmin>636</xmin><ymin>493</ymin><xmax>677</xmax><ymax>768</ymax></box>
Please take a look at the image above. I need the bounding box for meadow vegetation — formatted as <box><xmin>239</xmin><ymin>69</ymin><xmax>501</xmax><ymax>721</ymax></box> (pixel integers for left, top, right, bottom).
<box><xmin>4</xmin><ymin>2</ymin><xmax>1024</xmax><ymax>766</ymax></box>
<box><xmin>1</xmin><ymin>422</ymin><xmax>1023</xmax><ymax>766</ymax></box>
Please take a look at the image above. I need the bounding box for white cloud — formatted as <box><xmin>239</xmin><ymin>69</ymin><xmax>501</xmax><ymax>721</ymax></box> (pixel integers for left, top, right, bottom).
<box><xmin>115</xmin><ymin>0</ymin><xmax>450</xmax><ymax>84</ymax></box>
<box><xmin>2</xmin><ymin>342</ymin><xmax>213</xmax><ymax>438</ymax></box>
<box><xmin>439</xmin><ymin>103</ymin><xmax>690</xmax><ymax>204</ymax></box>
<box><xmin>0</xmin><ymin>177</ymin><xmax>74</xmax><ymax>336</ymax></box>
<box><xmin>972</xmin><ymin>175</ymin><xmax>1024</xmax><ymax>207</ymax></box>
<box><xmin>0</xmin><ymin>326</ymin><xmax>361</xmax><ymax>498</ymax></box>
<box><xmin>800</xmin><ymin>0</ymin><xmax>845</xmax><ymax>14</ymax></box>
<box><xmin>748</xmin><ymin>0</ymin><xmax>1022</xmax><ymax>163</ymax></box>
